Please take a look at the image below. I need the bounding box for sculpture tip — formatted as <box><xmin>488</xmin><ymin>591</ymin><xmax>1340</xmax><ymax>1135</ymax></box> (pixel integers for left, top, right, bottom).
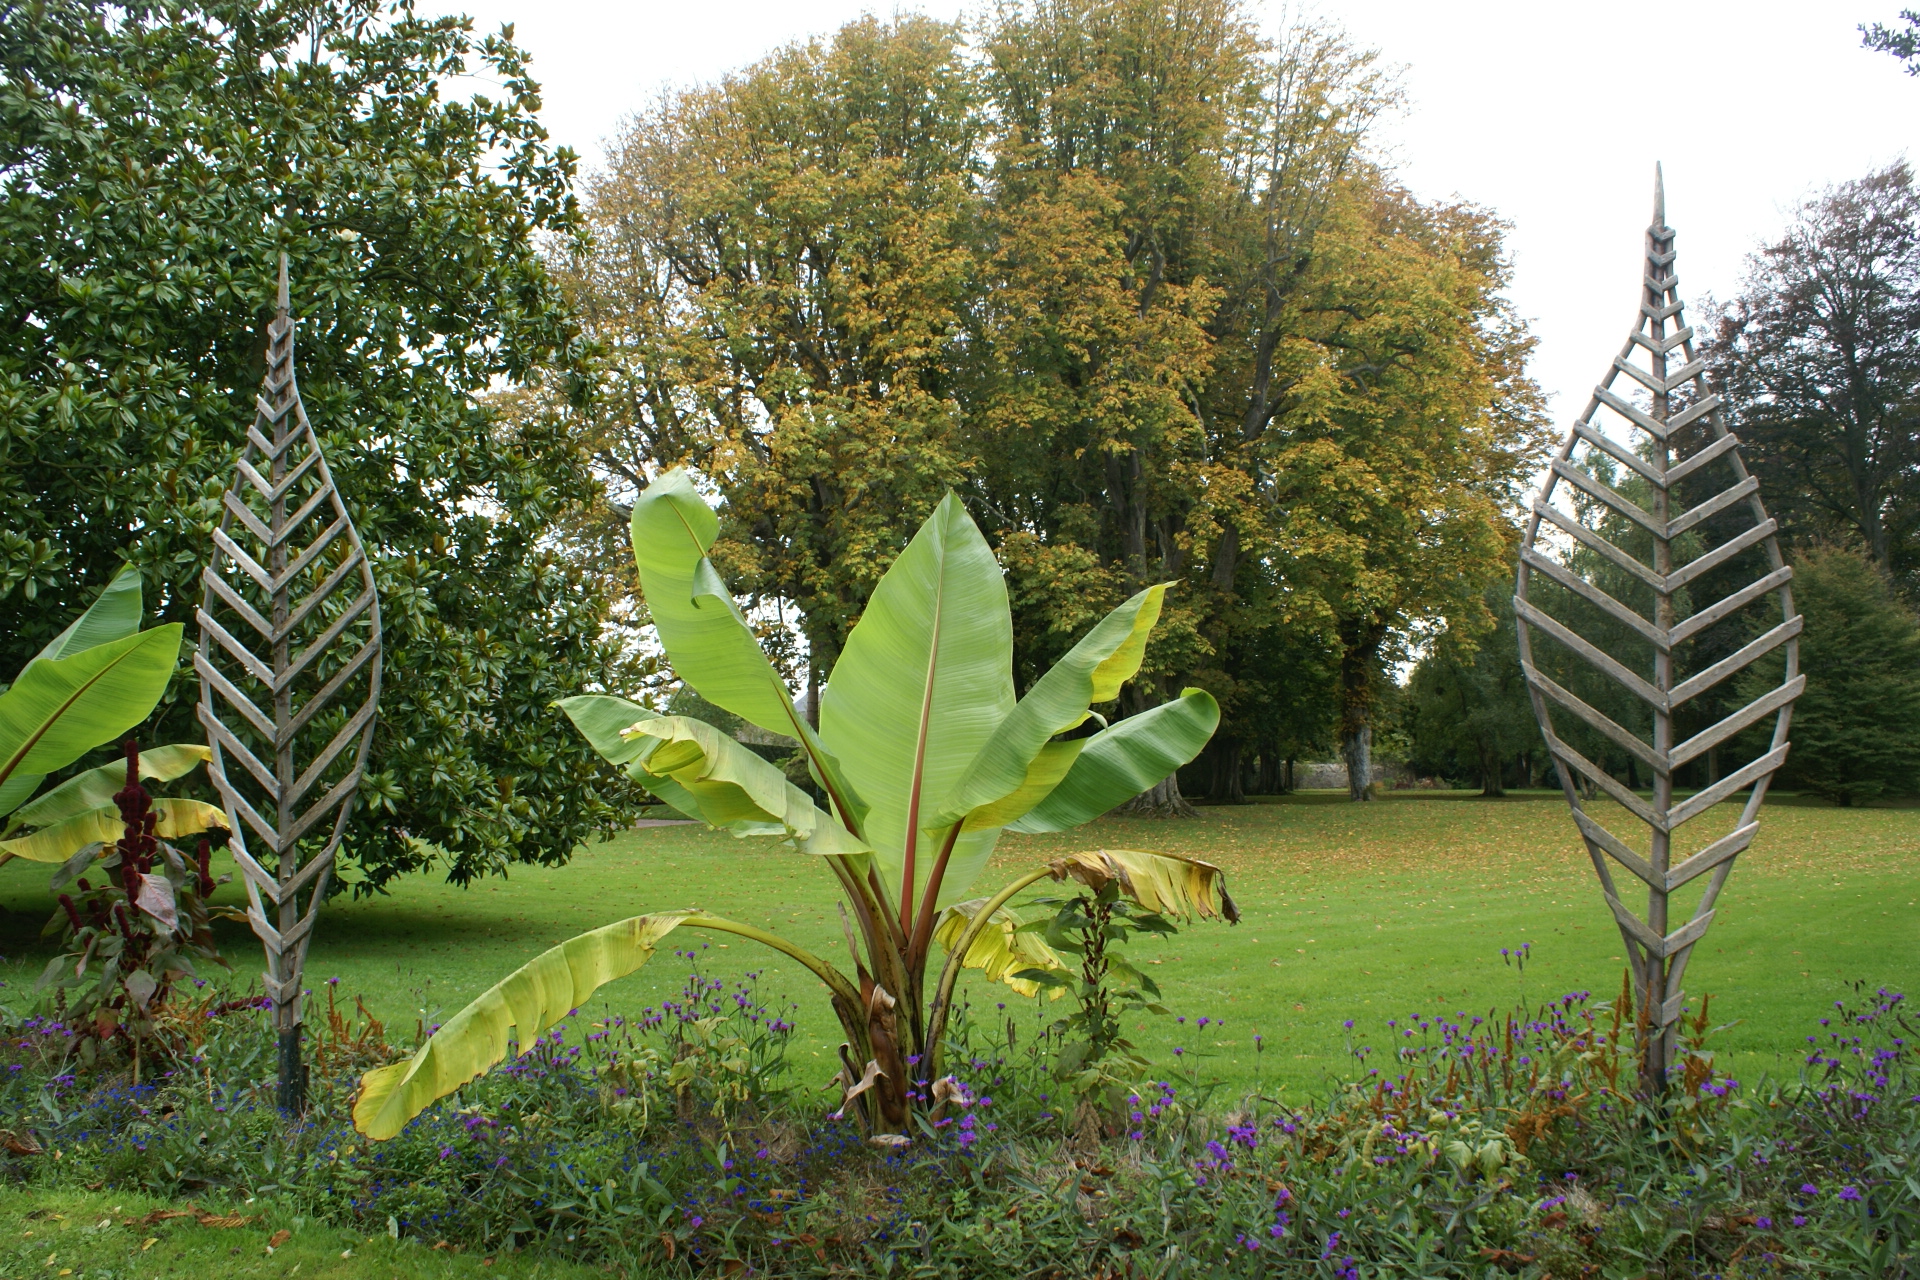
<box><xmin>276</xmin><ymin>252</ymin><xmax>290</xmax><ymax>316</ymax></box>
<box><xmin>1653</xmin><ymin>162</ymin><xmax>1666</xmax><ymax>228</ymax></box>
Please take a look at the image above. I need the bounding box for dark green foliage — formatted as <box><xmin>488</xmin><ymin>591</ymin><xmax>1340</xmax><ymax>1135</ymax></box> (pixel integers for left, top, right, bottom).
<box><xmin>0</xmin><ymin>0</ymin><xmax>636</xmax><ymax>888</ymax></box>
<box><xmin>1863</xmin><ymin>9</ymin><xmax>1920</xmax><ymax>72</ymax></box>
<box><xmin>1016</xmin><ymin>882</ymin><xmax>1174</xmax><ymax>1082</ymax></box>
<box><xmin>1743</xmin><ymin>546</ymin><xmax>1920</xmax><ymax>805</ymax></box>
<box><xmin>1406</xmin><ymin>591</ymin><xmax>1539</xmax><ymax>795</ymax></box>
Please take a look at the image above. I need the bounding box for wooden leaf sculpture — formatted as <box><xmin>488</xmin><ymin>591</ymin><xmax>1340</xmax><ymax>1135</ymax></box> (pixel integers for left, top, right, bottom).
<box><xmin>1515</xmin><ymin>168</ymin><xmax>1800</xmax><ymax>1093</ymax></box>
<box><xmin>197</xmin><ymin>255</ymin><xmax>383</xmax><ymax>1111</ymax></box>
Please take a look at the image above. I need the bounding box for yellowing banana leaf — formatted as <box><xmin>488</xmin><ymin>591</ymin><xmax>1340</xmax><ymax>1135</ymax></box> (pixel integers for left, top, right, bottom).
<box><xmin>1009</xmin><ymin>688</ymin><xmax>1219</xmax><ymax>833</ymax></box>
<box><xmin>626</xmin><ymin>715</ymin><xmax>868</xmax><ymax>856</ymax></box>
<box><xmin>931</xmin><ymin>897</ymin><xmax>1068</xmax><ymax>998</ymax></box>
<box><xmin>821</xmin><ymin>491</ymin><xmax>1014</xmax><ymax>906</ymax></box>
<box><xmin>0</xmin><ymin>624</ymin><xmax>184</xmax><ymax>792</ymax></box>
<box><xmin>354</xmin><ymin>911</ymin><xmax>696</xmax><ymax>1140</ymax></box>
<box><xmin>9</xmin><ymin>744</ymin><xmax>211</xmax><ymax>829</ymax></box>
<box><xmin>932</xmin><ymin>585</ymin><xmax>1166</xmax><ymax>830</ymax></box>
<box><xmin>1046</xmin><ymin>848</ymin><xmax>1239</xmax><ymax>923</ymax></box>
<box><xmin>1</xmin><ymin>797</ymin><xmax>228</xmax><ymax>863</ymax></box>
<box><xmin>952</xmin><ymin>739</ymin><xmax>1083</xmax><ymax>834</ymax></box>
<box><xmin>630</xmin><ymin>471</ymin><xmax>865</xmax><ymax>833</ymax></box>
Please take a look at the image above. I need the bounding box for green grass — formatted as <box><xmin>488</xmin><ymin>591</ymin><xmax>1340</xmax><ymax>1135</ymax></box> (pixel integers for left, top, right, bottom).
<box><xmin>0</xmin><ymin>1185</ymin><xmax>600</xmax><ymax>1279</ymax></box>
<box><xmin>3</xmin><ymin>791</ymin><xmax>1915</xmax><ymax>1097</ymax></box>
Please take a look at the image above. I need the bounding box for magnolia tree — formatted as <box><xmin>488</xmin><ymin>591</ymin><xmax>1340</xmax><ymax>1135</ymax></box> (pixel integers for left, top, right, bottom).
<box><xmin>354</xmin><ymin>471</ymin><xmax>1233</xmax><ymax>1138</ymax></box>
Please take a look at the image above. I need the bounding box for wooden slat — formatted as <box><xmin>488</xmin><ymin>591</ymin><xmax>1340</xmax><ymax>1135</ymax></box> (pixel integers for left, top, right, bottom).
<box><xmin>1604</xmin><ymin>890</ymin><xmax>1666</xmax><ymax>953</ymax></box>
<box><xmin>1516</xmin><ymin>597</ymin><xmax>1668</xmax><ymax>711</ymax></box>
<box><xmin>203</xmin><ymin>569</ymin><xmax>274</xmax><ymax>641</ymax></box>
<box><xmin>1669</xmin><ymin>616</ymin><xmax>1802</xmax><ymax>706</ymax></box>
<box><xmin>281</xmin><ymin>550</ymin><xmax>363</xmax><ymax>637</ymax></box>
<box><xmin>1667</xmin><ymin>395</ymin><xmax>1722</xmax><ymax>435</ymax></box>
<box><xmin>222</xmin><ymin>490</ymin><xmax>275</xmax><ymax>546</ymax></box>
<box><xmin>1666</xmin><ymin>431</ymin><xmax>1738</xmax><ymax>485</ymax></box>
<box><xmin>1670</xmin><ymin>677</ymin><xmax>1803</xmax><ymax>767</ymax></box>
<box><xmin>194</xmin><ymin>657</ymin><xmax>274</xmax><ymax>740</ymax></box>
<box><xmin>1667</xmin><ymin>476</ymin><xmax>1759</xmax><ymax>538</ymax></box>
<box><xmin>1661</xmin><ymin>911</ymin><xmax>1715</xmax><ymax>958</ymax></box>
<box><xmin>277</xmin><ymin>587</ymin><xmax>375</xmax><ymax>694</ymax></box>
<box><xmin>1546</xmin><ymin>733</ymin><xmax>1661</xmax><ymax>828</ymax></box>
<box><xmin>1661</xmin><ymin>357</ymin><xmax>1708</xmax><ymax>391</ymax></box>
<box><xmin>201</xmin><ymin>711</ymin><xmax>279</xmax><ymax>795</ymax></box>
<box><xmin>288</xmin><ymin>699</ymin><xmax>377</xmax><ymax>812</ymax></box>
<box><xmin>1667</xmin><ymin>746</ymin><xmax>1789</xmax><ymax>828</ymax></box>
<box><xmin>1669</xmin><ymin>567</ymin><xmax>1793</xmax><ymax>646</ymax></box>
<box><xmin>278</xmin><ymin>640</ymin><xmax>379</xmax><ymax>751</ymax></box>
<box><xmin>1573</xmin><ymin>810</ymin><xmax>1659</xmax><ymax>889</ymax></box>
<box><xmin>1522</xmin><ymin>660</ymin><xmax>1665</xmax><ymax>770</ymax></box>
<box><xmin>275</xmin><ymin>516</ymin><xmax>347</xmax><ymax>589</ymax></box>
<box><xmin>1595</xmin><ymin>384</ymin><xmax>1669</xmax><ymax>438</ymax></box>
<box><xmin>1666</xmin><ymin>519</ymin><xmax>1777</xmax><ymax>591</ymax></box>
<box><xmin>1573</xmin><ymin>421</ymin><xmax>1665</xmax><ymax>485</ymax></box>
<box><xmin>1551</xmin><ymin>460</ymin><xmax>1665</xmax><ymax>535</ymax></box>
<box><xmin>1666</xmin><ymin>823</ymin><xmax>1758</xmax><ymax>892</ymax></box>
<box><xmin>1520</xmin><ymin>547</ymin><xmax>1667</xmax><ymax>649</ymax></box>
<box><xmin>1531</xmin><ymin>500</ymin><xmax>1668</xmax><ymax>592</ymax></box>
<box><xmin>1610</xmin><ymin>358</ymin><xmax>1667</xmax><ymax>403</ymax></box>
<box><xmin>284</xmin><ymin>768</ymin><xmax>363</xmax><ymax>848</ymax></box>
<box><xmin>212</xmin><ymin>527</ymin><xmax>276</xmax><ymax>594</ymax></box>
<box><xmin>196</xmin><ymin>609</ymin><xmax>277</xmax><ymax>688</ymax></box>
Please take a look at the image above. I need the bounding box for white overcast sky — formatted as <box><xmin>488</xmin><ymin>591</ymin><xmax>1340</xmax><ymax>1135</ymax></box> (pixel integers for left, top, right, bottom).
<box><xmin>437</xmin><ymin>0</ymin><xmax>1916</xmax><ymax>423</ymax></box>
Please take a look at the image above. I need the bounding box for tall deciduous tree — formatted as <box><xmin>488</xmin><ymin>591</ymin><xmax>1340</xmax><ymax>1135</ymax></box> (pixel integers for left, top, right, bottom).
<box><xmin>1707</xmin><ymin>163</ymin><xmax>1920</xmax><ymax>591</ymax></box>
<box><xmin>0</xmin><ymin>0</ymin><xmax>632</xmax><ymax>888</ymax></box>
<box><xmin>576</xmin><ymin>16</ymin><xmax>983</xmax><ymax>711</ymax></box>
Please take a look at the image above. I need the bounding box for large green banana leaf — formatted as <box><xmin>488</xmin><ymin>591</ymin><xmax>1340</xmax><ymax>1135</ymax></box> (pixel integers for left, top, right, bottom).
<box><xmin>630</xmin><ymin>472</ymin><xmax>864</xmax><ymax>831</ymax></box>
<box><xmin>30</xmin><ymin>563</ymin><xmax>143</xmax><ymax>667</ymax></box>
<box><xmin>625</xmin><ymin>715</ymin><xmax>867</xmax><ymax>856</ymax></box>
<box><xmin>821</xmin><ymin>492</ymin><xmax>1013</xmax><ymax>908</ymax></box>
<box><xmin>354</xmin><ymin>911</ymin><xmax>696</xmax><ymax>1139</ymax></box>
<box><xmin>0</xmin><ymin>625</ymin><xmax>184</xmax><ymax>797</ymax></box>
<box><xmin>931</xmin><ymin>584</ymin><xmax>1166</xmax><ymax>830</ymax></box>
<box><xmin>0</xmin><ymin>797</ymin><xmax>227</xmax><ymax>862</ymax></box>
<box><xmin>0</xmin><ymin>564</ymin><xmax>147</xmax><ymax>814</ymax></box>
<box><xmin>1008</xmin><ymin>688</ymin><xmax>1219</xmax><ymax>833</ymax></box>
<box><xmin>931</xmin><ymin>896</ymin><xmax>1068</xmax><ymax>997</ymax></box>
<box><xmin>7</xmin><ymin>744</ymin><xmax>211</xmax><ymax>830</ymax></box>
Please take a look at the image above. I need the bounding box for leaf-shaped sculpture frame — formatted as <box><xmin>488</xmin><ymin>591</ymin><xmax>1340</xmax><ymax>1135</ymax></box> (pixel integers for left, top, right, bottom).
<box><xmin>1515</xmin><ymin>169</ymin><xmax>1800</xmax><ymax>1093</ymax></box>
<box><xmin>196</xmin><ymin>256</ymin><xmax>383</xmax><ymax>1112</ymax></box>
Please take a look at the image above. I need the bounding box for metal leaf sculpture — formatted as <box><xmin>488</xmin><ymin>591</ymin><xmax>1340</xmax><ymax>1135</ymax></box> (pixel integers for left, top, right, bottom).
<box><xmin>1515</xmin><ymin>169</ymin><xmax>1800</xmax><ymax>1093</ymax></box>
<box><xmin>197</xmin><ymin>255</ymin><xmax>383</xmax><ymax>1112</ymax></box>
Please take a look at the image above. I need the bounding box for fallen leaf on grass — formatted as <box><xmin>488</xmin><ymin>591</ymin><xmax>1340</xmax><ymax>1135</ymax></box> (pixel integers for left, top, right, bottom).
<box><xmin>141</xmin><ymin>1238</ymin><xmax>158</xmax><ymax>1251</ymax></box>
<box><xmin>269</xmin><ymin>1229</ymin><xmax>292</xmax><ymax>1248</ymax></box>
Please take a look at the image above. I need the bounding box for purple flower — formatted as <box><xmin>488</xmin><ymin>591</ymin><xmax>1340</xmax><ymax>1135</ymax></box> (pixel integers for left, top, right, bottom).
<box><xmin>1756</xmin><ymin>1217</ymin><xmax>1773</xmax><ymax>1230</ymax></box>
<box><xmin>1793</xmin><ymin>1215</ymin><xmax>1807</xmax><ymax>1227</ymax></box>
<box><xmin>1839</xmin><ymin>1186</ymin><xmax>1862</xmax><ymax>1203</ymax></box>
<box><xmin>1800</xmin><ymin>1183</ymin><xmax>1819</xmax><ymax>1196</ymax></box>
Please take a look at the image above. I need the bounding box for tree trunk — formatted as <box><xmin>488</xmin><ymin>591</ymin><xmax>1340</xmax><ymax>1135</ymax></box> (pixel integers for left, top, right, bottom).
<box><xmin>1343</xmin><ymin>725</ymin><xmax>1372</xmax><ymax>801</ymax></box>
<box><xmin>1208</xmin><ymin>737</ymin><xmax>1246</xmax><ymax>804</ymax></box>
<box><xmin>1256</xmin><ymin>748</ymin><xmax>1280</xmax><ymax>795</ymax></box>
<box><xmin>1284</xmin><ymin>756</ymin><xmax>1295</xmax><ymax>794</ymax></box>
<box><xmin>1478</xmin><ymin>741</ymin><xmax>1505</xmax><ymax>797</ymax></box>
<box><xmin>1338</xmin><ymin>618</ymin><xmax>1385</xmax><ymax>803</ymax></box>
<box><xmin>1120</xmin><ymin>772</ymin><xmax>1198</xmax><ymax>818</ymax></box>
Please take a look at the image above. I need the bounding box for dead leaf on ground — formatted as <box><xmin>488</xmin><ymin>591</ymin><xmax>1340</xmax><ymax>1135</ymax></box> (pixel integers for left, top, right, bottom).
<box><xmin>268</xmin><ymin>1229</ymin><xmax>292</xmax><ymax>1248</ymax></box>
<box><xmin>2</xmin><ymin>1130</ymin><xmax>44</xmax><ymax>1156</ymax></box>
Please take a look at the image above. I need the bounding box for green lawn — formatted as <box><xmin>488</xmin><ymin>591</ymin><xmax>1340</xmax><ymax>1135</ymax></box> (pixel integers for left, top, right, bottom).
<box><xmin>3</xmin><ymin>791</ymin><xmax>1915</xmax><ymax>1097</ymax></box>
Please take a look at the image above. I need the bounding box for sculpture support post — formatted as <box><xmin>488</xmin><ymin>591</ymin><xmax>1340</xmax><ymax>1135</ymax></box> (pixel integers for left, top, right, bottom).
<box><xmin>1515</xmin><ymin>168</ymin><xmax>1799</xmax><ymax>1096</ymax></box>
<box><xmin>198</xmin><ymin>254</ymin><xmax>382</xmax><ymax>1114</ymax></box>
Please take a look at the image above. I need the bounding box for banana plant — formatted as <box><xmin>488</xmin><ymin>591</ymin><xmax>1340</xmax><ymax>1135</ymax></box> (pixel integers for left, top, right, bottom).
<box><xmin>0</xmin><ymin>563</ymin><xmax>224</xmax><ymax>865</ymax></box>
<box><xmin>354</xmin><ymin>471</ymin><xmax>1233</xmax><ymax>1141</ymax></box>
